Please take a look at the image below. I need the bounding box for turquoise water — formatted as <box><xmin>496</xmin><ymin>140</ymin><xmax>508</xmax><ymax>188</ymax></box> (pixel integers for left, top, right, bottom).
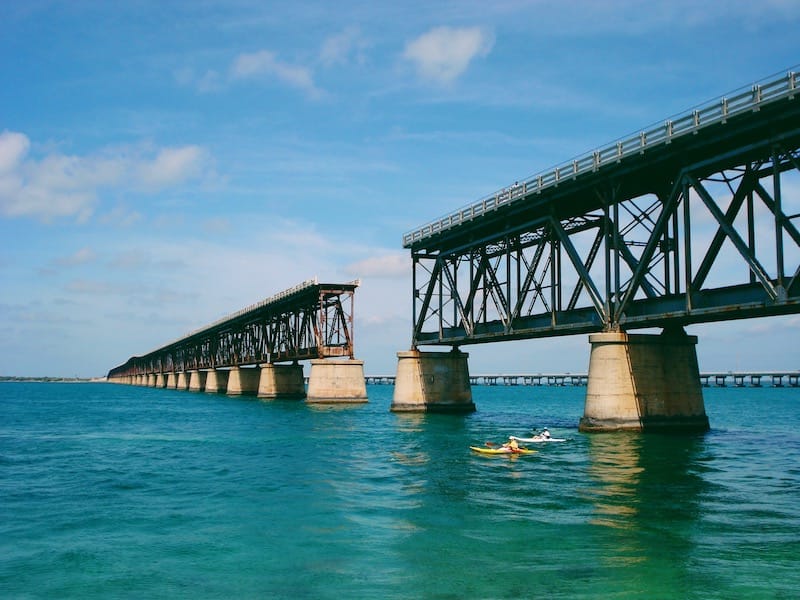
<box><xmin>1</xmin><ymin>382</ymin><xmax>799</xmax><ymax>599</ymax></box>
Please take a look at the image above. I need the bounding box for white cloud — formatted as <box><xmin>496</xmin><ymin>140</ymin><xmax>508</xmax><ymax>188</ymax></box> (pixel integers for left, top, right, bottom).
<box><xmin>320</xmin><ymin>26</ymin><xmax>366</xmax><ymax>67</ymax></box>
<box><xmin>0</xmin><ymin>131</ymin><xmax>211</xmax><ymax>222</ymax></box>
<box><xmin>345</xmin><ymin>253</ymin><xmax>409</xmax><ymax>279</ymax></box>
<box><xmin>230</xmin><ymin>50</ymin><xmax>320</xmax><ymax>97</ymax></box>
<box><xmin>0</xmin><ymin>130</ymin><xmax>29</xmax><ymax>172</ymax></box>
<box><xmin>403</xmin><ymin>26</ymin><xmax>493</xmax><ymax>85</ymax></box>
<box><xmin>137</xmin><ymin>145</ymin><xmax>207</xmax><ymax>188</ymax></box>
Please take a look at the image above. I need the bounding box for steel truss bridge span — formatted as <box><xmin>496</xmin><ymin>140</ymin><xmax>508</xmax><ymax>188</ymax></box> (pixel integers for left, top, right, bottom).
<box><xmin>406</xmin><ymin>70</ymin><xmax>800</xmax><ymax>347</ymax></box>
<box><xmin>107</xmin><ymin>279</ymin><xmax>359</xmax><ymax>379</ymax></box>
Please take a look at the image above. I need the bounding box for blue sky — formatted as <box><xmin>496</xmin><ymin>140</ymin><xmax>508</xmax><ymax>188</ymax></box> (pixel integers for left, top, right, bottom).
<box><xmin>1</xmin><ymin>0</ymin><xmax>799</xmax><ymax>377</ymax></box>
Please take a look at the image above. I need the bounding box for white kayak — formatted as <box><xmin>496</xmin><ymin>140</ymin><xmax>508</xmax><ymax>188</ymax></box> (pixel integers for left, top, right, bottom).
<box><xmin>509</xmin><ymin>435</ymin><xmax>566</xmax><ymax>443</ymax></box>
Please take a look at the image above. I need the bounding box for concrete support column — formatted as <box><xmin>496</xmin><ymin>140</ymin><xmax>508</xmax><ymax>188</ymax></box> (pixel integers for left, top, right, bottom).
<box><xmin>226</xmin><ymin>366</ymin><xmax>260</xmax><ymax>395</ymax></box>
<box><xmin>204</xmin><ymin>369</ymin><xmax>229</xmax><ymax>393</ymax></box>
<box><xmin>176</xmin><ymin>372</ymin><xmax>189</xmax><ymax>390</ymax></box>
<box><xmin>391</xmin><ymin>349</ymin><xmax>475</xmax><ymax>413</ymax></box>
<box><xmin>579</xmin><ymin>328</ymin><xmax>709</xmax><ymax>432</ymax></box>
<box><xmin>258</xmin><ymin>363</ymin><xmax>306</xmax><ymax>399</ymax></box>
<box><xmin>166</xmin><ymin>372</ymin><xmax>178</xmax><ymax>389</ymax></box>
<box><xmin>146</xmin><ymin>374</ymin><xmax>156</xmax><ymax>387</ymax></box>
<box><xmin>155</xmin><ymin>373</ymin><xmax>167</xmax><ymax>388</ymax></box>
<box><xmin>306</xmin><ymin>359</ymin><xmax>368</xmax><ymax>403</ymax></box>
<box><xmin>188</xmin><ymin>370</ymin><xmax>207</xmax><ymax>392</ymax></box>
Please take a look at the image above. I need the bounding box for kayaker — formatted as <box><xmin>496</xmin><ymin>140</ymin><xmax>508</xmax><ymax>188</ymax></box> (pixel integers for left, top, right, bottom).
<box><xmin>502</xmin><ymin>437</ymin><xmax>521</xmax><ymax>452</ymax></box>
<box><xmin>541</xmin><ymin>427</ymin><xmax>551</xmax><ymax>439</ymax></box>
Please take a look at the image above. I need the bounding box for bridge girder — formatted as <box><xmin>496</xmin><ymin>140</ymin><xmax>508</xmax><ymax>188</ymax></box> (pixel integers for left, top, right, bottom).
<box><xmin>411</xmin><ymin>112</ymin><xmax>800</xmax><ymax>347</ymax></box>
<box><xmin>108</xmin><ymin>281</ymin><xmax>359</xmax><ymax>378</ymax></box>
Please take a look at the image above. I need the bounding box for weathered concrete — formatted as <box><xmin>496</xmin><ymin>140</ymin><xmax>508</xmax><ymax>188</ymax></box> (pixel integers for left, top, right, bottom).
<box><xmin>204</xmin><ymin>369</ymin><xmax>229</xmax><ymax>393</ymax></box>
<box><xmin>258</xmin><ymin>363</ymin><xmax>306</xmax><ymax>399</ymax></box>
<box><xmin>176</xmin><ymin>372</ymin><xmax>190</xmax><ymax>390</ymax></box>
<box><xmin>306</xmin><ymin>359</ymin><xmax>368</xmax><ymax>403</ymax></box>
<box><xmin>391</xmin><ymin>349</ymin><xmax>475</xmax><ymax>413</ymax></box>
<box><xmin>146</xmin><ymin>374</ymin><xmax>157</xmax><ymax>387</ymax></box>
<box><xmin>579</xmin><ymin>328</ymin><xmax>709</xmax><ymax>432</ymax></box>
<box><xmin>166</xmin><ymin>372</ymin><xmax>178</xmax><ymax>389</ymax></box>
<box><xmin>226</xmin><ymin>366</ymin><xmax>260</xmax><ymax>395</ymax></box>
<box><xmin>188</xmin><ymin>370</ymin><xmax>207</xmax><ymax>392</ymax></box>
<box><xmin>155</xmin><ymin>373</ymin><xmax>168</xmax><ymax>388</ymax></box>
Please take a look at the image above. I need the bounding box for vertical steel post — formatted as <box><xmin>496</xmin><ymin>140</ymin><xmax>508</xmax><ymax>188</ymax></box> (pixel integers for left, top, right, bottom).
<box><xmin>604</xmin><ymin>200</ymin><xmax>611</xmax><ymax>328</ymax></box>
<box><xmin>747</xmin><ymin>184</ymin><xmax>756</xmax><ymax>285</ymax></box>
<box><xmin>683</xmin><ymin>178</ymin><xmax>693</xmax><ymax>312</ymax></box>
<box><xmin>773</xmin><ymin>148</ymin><xmax>785</xmax><ymax>288</ymax></box>
<box><xmin>411</xmin><ymin>253</ymin><xmax>417</xmax><ymax>348</ymax></box>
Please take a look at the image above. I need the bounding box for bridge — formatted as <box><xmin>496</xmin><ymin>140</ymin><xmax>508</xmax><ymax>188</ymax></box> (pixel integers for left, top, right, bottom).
<box><xmin>368</xmin><ymin>372</ymin><xmax>800</xmax><ymax>387</ymax></box>
<box><xmin>391</xmin><ymin>69</ymin><xmax>800</xmax><ymax>429</ymax></box>
<box><xmin>107</xmin><ymin>279</ymin><xmax>368</xmax><ymax>403</ymax></box>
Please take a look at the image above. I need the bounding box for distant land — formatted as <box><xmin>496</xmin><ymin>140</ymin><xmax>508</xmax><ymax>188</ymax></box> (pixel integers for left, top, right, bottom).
<box><xmin>0</xmin><ymin>376</ymin><xmax>107</xmax><ymax>383</ymax></box>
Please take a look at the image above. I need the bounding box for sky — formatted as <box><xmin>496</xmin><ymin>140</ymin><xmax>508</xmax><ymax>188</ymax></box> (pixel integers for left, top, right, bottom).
<box><xmin>1</xmin><ymin>0</ymin><xmax>799</xmax><ymax>378</ymax></box>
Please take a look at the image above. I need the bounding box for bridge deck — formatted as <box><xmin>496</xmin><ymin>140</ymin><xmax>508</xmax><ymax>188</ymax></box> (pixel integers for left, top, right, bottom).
<box><xmin>404</xmin><ymin>70</ymin><xmax>798</xmax><ymax>252</ymax></box>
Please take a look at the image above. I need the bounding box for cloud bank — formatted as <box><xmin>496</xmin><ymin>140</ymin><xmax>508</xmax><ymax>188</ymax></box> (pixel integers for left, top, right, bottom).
<box><xmin>0</xmin><ymin>131</ymin><xmax>211</xmax><ymax>222</ymax></box>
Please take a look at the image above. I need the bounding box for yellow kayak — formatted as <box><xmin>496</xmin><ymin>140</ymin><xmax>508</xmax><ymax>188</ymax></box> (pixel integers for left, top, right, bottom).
<box><xmin>470</xmin><ymin>446</ymin><xmax>537</xmax><ymax>455</ymax></box>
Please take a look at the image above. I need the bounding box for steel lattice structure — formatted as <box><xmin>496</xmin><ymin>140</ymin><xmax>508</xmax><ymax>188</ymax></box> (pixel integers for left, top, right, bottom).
<box><xmin>406</xmin><ymin>71</ymin><xmax>800</xmax><ymax>347</ymax></box>
<box><xmin>107</xmin><ymin>279</ymin><xmax>359</xmax><ymax>378</ymax></box>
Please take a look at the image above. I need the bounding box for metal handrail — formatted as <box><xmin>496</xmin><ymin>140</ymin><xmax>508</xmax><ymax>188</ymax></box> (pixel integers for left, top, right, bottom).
<box><xmin>402</xmin><ymin>69</ymin><xmax>798</xmax><ymax>247</ymax></box>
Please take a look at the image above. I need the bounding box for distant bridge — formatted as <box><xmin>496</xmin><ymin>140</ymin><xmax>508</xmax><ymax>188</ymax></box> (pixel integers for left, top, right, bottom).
<box><xmin>108</xmin><ymin>279</ymin><xmax>368</xmax><ymax>402</ymax></box>
<box><xmin>108</xmin><ymin>279</ymin><xmax>359</xmax><ymax>378</ymax></box>
<box><xmin>369</xmin><ymin>372</ymin><xmax>800</xmax><ymax>387</ymax></box>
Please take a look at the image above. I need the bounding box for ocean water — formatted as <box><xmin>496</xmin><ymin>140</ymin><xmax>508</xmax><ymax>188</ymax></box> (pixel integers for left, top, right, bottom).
<box><xmin>1</xmin><ymin>382</ymin><xmax>799</xmax><ymax>599</ymax></box>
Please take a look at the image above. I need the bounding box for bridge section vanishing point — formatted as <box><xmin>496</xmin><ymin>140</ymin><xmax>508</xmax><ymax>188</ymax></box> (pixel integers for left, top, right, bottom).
<box><xmin>107</xmin><ymin>279</ymin><xmax>359</xmax><ymax>379</ymax></box>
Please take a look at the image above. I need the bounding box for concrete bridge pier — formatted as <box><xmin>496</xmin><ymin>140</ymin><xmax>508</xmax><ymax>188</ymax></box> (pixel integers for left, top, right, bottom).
<box><xmin>204</xmin><ymin>369</ymin><xmax>229</xmax><ymax>393</ymax></box>
<box><xmin>258</xmin><ymin>363</ymin><xmax>305</xmax><ymax>399</ymax></box>
<box><xmin>579</xmin><ymin>328</ymin><xmax>709</xmax><ymax>432</ymax></box>
<box><xmin>146</xmin><ymin>374</ymin><xmax>156</xmax><ymax>387</ymax></box>
<box><xmin>306</xmin><ymin>359</ymin><xmax>368</xmax><ymax>403</ymax></box>
<box><xmin>390</xmin><ymin>349</ymin><xmax>475</xmax><ymax>413</ymax></box>
<box><xmin>188</xmin><ymin>370</ymin><xmax>206</xmax><ymax>392</ymax></box>
<box><xmin>166</xmin><ymin>372</ymin><xmax>178</xmax><ymax>389</ymax></box>
<box><xmin>226</xmin><ymin>366</ymin><xmax>260</xmax><ymax>395</ymax></box>
<box><xmin>176</xmin><ymin>372</ymin><xmax>190</xmax><ymax>390</ymax></box>
<box><xmin>155</xmin><ymin>373</ymin><xmax>167</xmax><ymax>388</ymax></box>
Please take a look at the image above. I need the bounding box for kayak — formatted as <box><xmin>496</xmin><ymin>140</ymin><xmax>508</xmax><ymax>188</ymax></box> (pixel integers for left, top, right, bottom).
<box><xmin>509</xmin><ymin>435</ymin><xmax>566</xmax><ymax>443</ymax></box>
<box><xmin>470</xmin><ymin>446</ymin><xmax>537</xmax><ymax>455</ymax></box>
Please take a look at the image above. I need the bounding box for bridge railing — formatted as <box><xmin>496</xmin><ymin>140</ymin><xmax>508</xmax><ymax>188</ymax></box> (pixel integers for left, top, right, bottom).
<box><xmin>403</xmin><ymin>69</ymin><xmax>798</xmax><ymax>247</ymax></box>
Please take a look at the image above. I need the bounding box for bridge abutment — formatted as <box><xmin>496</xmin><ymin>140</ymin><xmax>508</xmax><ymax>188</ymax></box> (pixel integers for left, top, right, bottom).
<box><xmin>204</xmin><ymin>369</ymin><xmax>229</xmax><ymax>393</ymax></box>
<box><xmin>258</xmin><ymin>363</ymin><xmax>306</xmax><ymax>399</ymax></box>
<box><xmin>306</xmin><ymin>359</ymin><xmax>368</xmax><ymax>403</ymax></box>
<box><xmin>391</xmin><ymin>349</ymin><xmax>475</xmax><ymax>413</ymax></box>
<box><xmin>579</xmin><ymin>329</ymin><xmax>709</xmax><ymax>432</ymax></box>
<box><xmin>227</xmin><ymin>366</ymin><xmax>260</xmax><ymax>395</ymax></box>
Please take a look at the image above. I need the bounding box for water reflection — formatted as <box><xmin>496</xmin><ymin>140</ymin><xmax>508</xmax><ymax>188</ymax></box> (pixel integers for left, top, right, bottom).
<box><xmin>584</xmin><ymin>431</ymin><xmax>710</xmax><ymax>577</ymax></box>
